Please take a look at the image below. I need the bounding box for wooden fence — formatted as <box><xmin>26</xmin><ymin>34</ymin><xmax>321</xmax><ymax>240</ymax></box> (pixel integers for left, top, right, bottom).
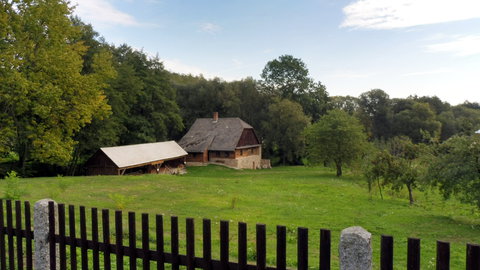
<box><xmin>1</xmin><ymin>199</ymin><xmax>480</xmax><ymax>269</ymax></box>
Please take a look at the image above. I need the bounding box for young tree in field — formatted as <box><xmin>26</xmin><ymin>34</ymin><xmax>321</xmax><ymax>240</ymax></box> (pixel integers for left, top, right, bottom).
<box><xmin>426</xmin><ymin>135</ymin><xmax>480</xmax><ymax>209</ymax></box>
<box><xmin>0</xmin><ymin>0</ymin><xmax>114</xmax><ymax>174</ymax></box>
<box><xmin>262</xmin><ymin>99</ymin><xmax>310</xmax><ymax>165</ymax></box>
<box><xmin>305</xmin><ymin>109</ymin><xmax>368</xmax><ymax>176</ymax></box>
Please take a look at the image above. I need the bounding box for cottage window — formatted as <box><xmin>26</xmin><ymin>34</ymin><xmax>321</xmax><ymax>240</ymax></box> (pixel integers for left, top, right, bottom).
<box><xmin>224</xmin><ymin>152</ymin><xmax>229</xmax><ymax>158</ymax></box>
<box><xmin>240</xmin><ymin>149</ymin><xmax>243</xmax><ymax>155</ymax></box>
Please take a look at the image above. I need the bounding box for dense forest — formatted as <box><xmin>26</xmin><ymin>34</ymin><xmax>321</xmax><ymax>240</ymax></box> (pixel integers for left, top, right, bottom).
<box><xmin>2</xmin><ymin>0</ymin><xmax>480</xmax><ymax>209</ymax></box>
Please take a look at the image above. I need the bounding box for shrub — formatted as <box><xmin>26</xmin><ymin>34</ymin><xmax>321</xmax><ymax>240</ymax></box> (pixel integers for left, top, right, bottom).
<box><xmin>3</xmin><ymin>171</ymin><xmax>27</xmax><ymax>200</ymax></box>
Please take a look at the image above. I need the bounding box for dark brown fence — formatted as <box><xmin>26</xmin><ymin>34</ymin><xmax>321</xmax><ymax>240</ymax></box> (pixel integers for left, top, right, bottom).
<box><xmin>1</xmin><ymin>199</ymin><xmax>480</xmax><ymax>269</ymax></box>
<box><xmin>0</xmin><ymin>200</ymin><xmax>34</xmax><ymax>270</ymax></box>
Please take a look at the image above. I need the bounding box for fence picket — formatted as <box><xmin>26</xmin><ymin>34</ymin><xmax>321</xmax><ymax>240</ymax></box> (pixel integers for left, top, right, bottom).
<box><xmin>156</xmin><ymin>214</ymin><xmax>165</xmax><ymax>270</ymax></box>
<box><xmin>276</xmin><ymin>226</ymin><xmax>286</xmax><ymax>270</ymax></box>
<box><xmin>58</xmin><ymin>204</ymin><xmax>66</xmax><ymax>270</ymax></box>
<box><xmin>142</xmin><ymin>213</ymin><xmax>150</xmax><ymax>270</ymax></box>
<box><xmin>407</xmin><ymin>238</ymin><xmax>420</xmax><ymax>270</ymax></box>
<box><xmin>24</xmin><ymin>201</ymin><xmax>32</xmax><ymax>270</ymax></box>
<box><xmin>80</xmin><ymin>206</ymin><xmax>88</xmax><ymax>270</ymax></box>
<box><xmin>102</xmin><ymin>209</ymin><xmax>111</xmax><ymax>270</ymax></box>
<box><xmin>115</xmin><ymin>210</ymin><xmax>124</xmax><ymax>270</ymax></box>
<box><xmin>15</xmin><ymin>201</ymin><xmax>23</xmax><ymax>270</ymax></box>
<box><xmin>238</xmin><ymin>222</ymin><xmax>247</xmax><ymax>270</ymax></box>
<box><xmin>381</xmin><ymin>235</ymin><xmax>393</xmax><ymax>270</ymax></box>
<box><xmin>171</xmin><ymin>216</ymin><xmax>179</xmax><ymax>270</ymax></box>
<box><xmin>320</xmin><ymin>229</ymin><xmax>331</xmax><ymax>270</ymax></box>
<box><xmin>7</xmin><ymin>200</ymin><xmax>14</xmax><ymax>270</ymax></box>
<box><xmin>467</xmin><ymin>244</ymin><xmax>480</xmax><ymax>270</ymax></box>
<box><xmin>129</xmin><ymin>212</ymin><xmax>137</xmax><ymax>270</ymax></box>
<box><xmin>0</xmin><ymin>200</ymin><xmax>5</xmax><ymax>270</ymax></box>
<box><xmin>203</xmin><ymin>219</ymin><xmax>212</xmax><ymax>270</ymax></box>
<box><xmin>297</xmin><ymin>227</ymin><xmax>308</xmax><ymax>270</ymax></box>
<box><xmin>92</xmin><ymin>208</ymin><xmax>100</xmax><ymax>270</ymax></box>
<box><xmin>220</xmin><ymin>220</ymin><xmax>229</xmax><ymax>270</ymax></box>
<box><xmin>186</xmin><ymin>218</ymin><xmax>195</xmax><ymax>270</ymax></box>
<box><xmin>69</xmin><ymin>205</ymin><xmax>77</xmax><ymax>270</ymax></box>
<box><xmin>48</xmin><ymin>201</ymin><xmax>56</xmax><ymax>270</ymax></box>
<box><xmin>257</xmin><ymin>224</ymin><xmax>266</xmax><ymax>270</ymax></box>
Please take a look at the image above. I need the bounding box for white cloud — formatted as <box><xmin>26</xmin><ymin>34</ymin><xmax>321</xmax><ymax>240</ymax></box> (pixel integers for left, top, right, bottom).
<box><xmin>199</xmin><ymin>22</ymin><xmax>222</xmax><ymax>34</ymax></box>
<box><xmin>426</xmin><ymin>35</ymin><xmax>480</xmax><ymax>56</ymax></box>
<box><xmin>70</xmin><ymin>0</ymin><xmax>141</xmax><ymax>28</ymax></box>
<box><xmin>162</xmin><ymin>59</ymin><xmax>215</xmax><ymax>78</ymax></box>
<box><xmin>402</xmin><ymin>68</ymin><xmax>452</xmax><ymax>76</ymax></box>
<box><xmin>341</xmin><ymin>0</ymin><xmax>480</xmax><ymax>29</ymax></box>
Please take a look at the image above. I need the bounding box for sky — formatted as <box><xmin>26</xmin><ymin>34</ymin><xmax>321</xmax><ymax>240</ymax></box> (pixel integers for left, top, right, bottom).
<box><xmin>70</xmin><ymin>0</ymin><xmax>480</xmax><ymax>105</ymax></box>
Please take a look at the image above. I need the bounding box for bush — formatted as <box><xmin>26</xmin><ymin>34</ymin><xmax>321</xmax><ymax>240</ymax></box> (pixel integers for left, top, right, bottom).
<box><xmin>3</xmin><ymin>171</ymin><xmax>27</xmax><ymax>200</ymax></box>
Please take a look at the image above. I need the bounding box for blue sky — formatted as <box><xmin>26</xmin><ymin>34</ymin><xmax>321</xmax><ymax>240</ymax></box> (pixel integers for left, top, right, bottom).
<box><xmin>71</xmin><ymin>0</ymin><xmax>480</xmax><ymax>105</ymax></box>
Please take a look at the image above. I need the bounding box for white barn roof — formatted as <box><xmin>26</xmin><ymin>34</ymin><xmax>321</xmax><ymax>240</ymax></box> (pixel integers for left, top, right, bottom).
<box><xmin>100</xmin><ymin>141</ymin><xmax>187</xmax><ymax>169</ymax></box>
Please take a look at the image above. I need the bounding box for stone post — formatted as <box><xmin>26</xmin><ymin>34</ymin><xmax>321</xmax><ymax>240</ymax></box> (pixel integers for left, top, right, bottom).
<box><xmin>339</xmin><ymin>226</ymin><xmax>372</xmax><ymax>270</ymax></box>
<box><xmin>34</xmin><ymin>199</ymin><xmax>58</xmax><ymax>270</ymax></box>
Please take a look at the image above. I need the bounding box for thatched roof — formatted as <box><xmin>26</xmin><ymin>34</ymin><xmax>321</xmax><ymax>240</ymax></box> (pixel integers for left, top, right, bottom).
<box><xmin>179</xmin><ymin>118</ymin><xmax>253</xmax><ymax>152</ymax></box>
<box><xmin>100</xmin><ymin>141</ymin><xmax>187</xmax><ymax>168</ymax></box>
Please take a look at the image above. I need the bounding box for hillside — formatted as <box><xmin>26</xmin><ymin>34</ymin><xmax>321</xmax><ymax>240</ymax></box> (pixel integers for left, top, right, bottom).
<box><xmin>0</xmin><ymin>165</ymin><xmax>479</xmax><ymax>269</ymax></box>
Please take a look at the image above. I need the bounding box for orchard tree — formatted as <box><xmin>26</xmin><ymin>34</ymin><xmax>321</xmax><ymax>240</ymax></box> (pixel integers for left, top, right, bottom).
<box><xmin>305</xmin><ymin>109</ymin><xmax>368</xmax><ymax>176</ymax></box>
<box><xmin>426</xmin><ymin>135</ymin><xmax>480</xmax><ymax>209</ymax></box>
<box><xmin>262</xmin><ymin>99</ymin><xmax>310</xmax><ymax>165</ymax></box>
<box><xmin>0</xmin><ymin>0</ymin><xmax>114</xmax><ymax>174</ymax></box>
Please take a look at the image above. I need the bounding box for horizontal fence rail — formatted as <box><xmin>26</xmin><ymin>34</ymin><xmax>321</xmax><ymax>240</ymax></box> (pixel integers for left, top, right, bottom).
<box><xmin>1</xmin><ymin>199</ymin><xmax>480</xmax><ymax>269</ymax></box>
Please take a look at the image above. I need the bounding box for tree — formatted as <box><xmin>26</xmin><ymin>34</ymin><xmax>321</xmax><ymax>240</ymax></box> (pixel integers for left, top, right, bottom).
<box><xmin>426</xmin><ymin>135</ymin><xmax>480</xmax><ymax>209</ymax></box>
<box><xmin>262</xmin><ymin>99</ymin><xmax>310</xmax><ymax>165</ymax></box>
<box><xmin>260</xmin><ymin>55</ymin><xmax>329</xmax><ymax>121</ymax></box>
<box><xmin>357</xmin><ymin>89</ymin><xmax>392</xmax><ymax>140</ymax></box>
<box><xmin>391</xmin><ymin>102</ymin><xmax>441</xmax><ymax>143</ymax></box>
<box><xmin>305</xmin><ymin>109</ymin><xmax>368</xmax><ymax>176</ymax></box>
<box><xmin>0</xmin><ymin>0</ymin><xmax>114</xmax><ymax>174</ymax></box>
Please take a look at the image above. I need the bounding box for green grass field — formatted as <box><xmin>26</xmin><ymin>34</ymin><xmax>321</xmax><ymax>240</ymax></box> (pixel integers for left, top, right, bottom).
<box><xmin>1</xmin><ymin>165</ymin><xmax>479</xmax><ymax>269</ymax></box>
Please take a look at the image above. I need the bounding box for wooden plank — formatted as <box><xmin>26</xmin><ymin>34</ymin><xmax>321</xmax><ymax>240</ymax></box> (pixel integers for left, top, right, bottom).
<box><xmin>320</xmin><ymin>229</ymin><xmax>331</xmax><ymax>270</ymax></box>
<box><xmin>407</xmin><ymin>238</ymin><xmax>420</xmax><ymax>270</ymax></box>
<box><xmin>69</xmin><ymin>205</ymin><xmax>77</xmax><ymax>270</ymax></box>
<box><xmin>48</xmin><ymin>201</ymin><xmax>56</xmax><ymax>270</ymax></box>
<box><xmin>186</xmin><ymin>218</ymin><xmax>195</xmax><ymax>270</ymax></box>
<box><xmin>129</xmin><ymin>212</ymin><xmax>137</xmax><ymax>270</ymax></box>
<box><xmin>24</xmin><ymin>201</ymin><xmax>32</xmax><ymax>270</ymax></box>
<box><xmin>0</xmin><ymin>200</ymin><xmax>5</xmax><ymax>270</ymax></box>
<box><xmin>115</xmin><ymin>210</ymin><xmax>124</xmax><ymax>270</ymax></box>
<box><xmin>256</xmin><ymin>224</ymin><xmax>266</xmax><ymax>270</ymax></box>
<box><xmin>220</xmin><ymin>220</ymin><xmax>229</xmax><ymax>270</ymax></box>
<box><xmin>58</xmin><ymin>204</ymin><xmax>66</xmax><ymax>270</ymax></box>
<box><xmin>102</xmin><ymin>209</ymin><xmax>111</xmax><ymax>270</ymax></box>
<box><xmin>80</xmin><ymin>206</ymin><xmax>88</xmax><ymax>270</ymax></box>
<box><xmin>171</xmin><ymin>216</ymin><xmax>179</xmax><ymax>270</ymax></box>
<box><xmin>436</xmin><ymin>241</ymin><xmax>450</xmax><ymax>270</ymax></box>
<box><xmin>6</xmin><ymin>200</ymin><xmax>14</xmax><ymax>270</ymax></box>
<box><xmin>203</xmin><ymin>219</ymin><xmax>212</xmax><ymax>270</ymax></box>
<box><xmin>467</xmin><ymin>244</ymin><xmax>480</xmax><ymax>270</ymax></box>
<box><xmin>297</xmin><ymin>227</ymin><xmax>308</xmax><ymax>270</ymax></box>
<box><xmin>238</xmin><ymin>222</ymin><xmax>247</xmax><ymax>270</ymax></box>
<box><xmin>381</xmin><ymin>235</ymin><xmax>393</xmax><ymax>270</ymax></box>
<box><xmin>92</xmin><ymin>208</ymin><xmax>100</xmax><ymax>270</ymax></box>
<box><xmin>156</xmin><ymin>214</ymin><xmax>165</xmax><ymax>270</ymax></box>
<box><xmin>142</xmin><ymin>213</ymin><xmax>150</xmax><ymax>270</ymax></box>
<box><xmin>276</xmin><ymin>226</ymin><xmax>286</xmax><ymax>270</ymax></box>
<box><xmin>15</xmin><ymin>201</ymin><xmax>23</xmax><ymax>270</ymax></box>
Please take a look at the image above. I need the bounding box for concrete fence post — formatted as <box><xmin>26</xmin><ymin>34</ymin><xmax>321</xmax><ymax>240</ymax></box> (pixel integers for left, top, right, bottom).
<box><xmin>34</xmin><ymin>199</ymin><xmax>58</xmax><ymax>270</ymax></box>
<box><xmin>339</xmin><ymin>226</ymin><xmax>372</xmax><ymax>270</ymax></box>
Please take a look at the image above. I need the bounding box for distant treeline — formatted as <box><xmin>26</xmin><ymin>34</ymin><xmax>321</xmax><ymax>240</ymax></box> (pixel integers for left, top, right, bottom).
<box><xmin>1</xmin><ymin>0</ymin><xmax>480</xmax><ymax>178</ymax></box>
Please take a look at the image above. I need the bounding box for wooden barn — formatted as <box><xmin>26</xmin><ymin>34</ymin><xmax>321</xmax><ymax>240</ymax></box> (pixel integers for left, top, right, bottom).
<box><xmin>85</xmin><ymin>141</ymin><xmax>187</xmax><ymax>175</ymax></box>
<box><xmin>179</xmin><ymin>112</ymin><xmax>263</xmax><ymax>169</ymax></box>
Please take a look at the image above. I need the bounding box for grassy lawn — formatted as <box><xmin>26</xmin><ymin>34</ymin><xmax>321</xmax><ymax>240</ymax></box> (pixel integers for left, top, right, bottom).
<box><xmin>1</xmin><ymin>165</ymin><xmax>479</xmax><ymax>269</ymax></box>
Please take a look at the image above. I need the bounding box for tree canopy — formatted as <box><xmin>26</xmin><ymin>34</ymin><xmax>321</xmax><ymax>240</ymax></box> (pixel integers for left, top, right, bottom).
<box><xmin>305</xmin><ymin>109</ymin><xmax>367</xmax><ymax>176</ymax></box>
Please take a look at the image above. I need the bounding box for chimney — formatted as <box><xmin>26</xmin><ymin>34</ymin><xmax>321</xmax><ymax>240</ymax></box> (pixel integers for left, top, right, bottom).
<box><xmin>213</xmin><ymin>112</ymin><xmax>219</xmax><ymax>122</ymax></box>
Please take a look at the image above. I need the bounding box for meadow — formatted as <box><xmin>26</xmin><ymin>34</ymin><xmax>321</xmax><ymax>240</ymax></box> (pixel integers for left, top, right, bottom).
<box><xmin>0</xmin><ymin>165</ymin><xmax>479</xmax><ymax>269</ymax></box>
